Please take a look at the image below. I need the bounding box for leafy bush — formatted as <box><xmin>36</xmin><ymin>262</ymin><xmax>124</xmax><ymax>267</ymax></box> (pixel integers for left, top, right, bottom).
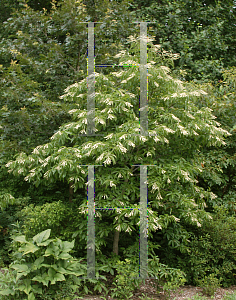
<box><xmin>190</xmin><ymin>205</ymin><xmax>236</xmax><ymax>287</ymax></box>
<box><xmin>0</xmin><ymin>229</ymin><xmax>87</xmax><ymax>300</ymax></box>
<box><xmin>147</xmin><ymin>252</ymin><xmax>187</xmax><ymax>300</ymax></box>
<box><xmin>110</xmin><ymin>258</ymin><xmax>143</xmax><ymax>299</ymax></box>
<box><xmin>196</xmin><ymin>272</ymin><xmax>222</xmax><ymax>297</ymax></box>
<box><xmin>15</xmin><ymin>200</ymin><xmax>85</xmax><ymax>257</ymax></box>
<box><xmin>159</xmin><ymin>204</ymin><xmax>236</xmax><ymax>288</ymax></box>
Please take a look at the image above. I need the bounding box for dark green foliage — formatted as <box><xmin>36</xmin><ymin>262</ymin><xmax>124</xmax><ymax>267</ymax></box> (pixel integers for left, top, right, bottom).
<box><xmin>130</xmin><ymin>0</ymin><xmax>236</xmax><ymax>85</ymax></box>
<box><xmin>158</xmin><ymin>205</ymin><xmax>236</xmax><ymax>287</ymax></box>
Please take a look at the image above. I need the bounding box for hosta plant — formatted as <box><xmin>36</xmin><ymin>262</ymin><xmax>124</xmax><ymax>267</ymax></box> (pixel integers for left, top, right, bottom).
<box><xmin>0</xmin><ymin>229</ymin><xmax>89</xmax><ymax>300</ymax></box>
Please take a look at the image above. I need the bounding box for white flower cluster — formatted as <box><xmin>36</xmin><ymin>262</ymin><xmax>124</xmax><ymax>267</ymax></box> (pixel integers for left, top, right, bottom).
<box><xmin>127</xmin><ymin>140</ymin><xmax>135</xmax><ymax>147</ymax></box>
<box><xmin>171</xmin><ymin>114</ymin><xmax>181</xmax><ymax>122</ymax></box>
<box><xmin>103</xmin><ymin>157</ymin><xmax>112</xmax><ymax>165</ymax></box>
<box><xmin>181</xmin><ymin>170</ymin><xmax>189</xmax><ymax>176</ymax></box>
<box><xmin>172</xmin><ymin>216</ymin><xmax>180</xmax><ymax>222</ymax></box>
<box><xmin>210</xmin><ymin>192</ymin><xmax>218</xmax><ymax>199</ymax></box>
<box><xmin>16</xmin><ymin>158</ymin><xmax>25</xmax><ymax>164</ymax></box>
<box><xmin>160</xmin><ymin>66</ymin><xmax>170</xmax><ymax>72</ymax></box>
<box><xmin>153</xmin><ymin>136</ymin><xmax>160</xmax><ymax>142</ymax></box>
<box><xmin>96</xmin><ymin>153</ymin><xmax>105</xmax><ymax>162</ymax></box>
<box><xmin>61</xmin><ymin>160</ymin><xmax>67</xmax><ymax>166</ymax></box>
<box><xmin>101</xmin><ymin>98</ymin><xmax>114</xmax><ymax>105</ymax></box>
<box><xmin>109</xmin><ymin>181</ymin><xmax>116</xmax><ymax>187</ymax></box>
<box><xmin>114</xmin><ymin>50</ymin><xmax>126</xmax><ymax>58</ymax></box>
<box><xmin>5</xmin><ymin>161</ymin><xmax>13</xmax><ymax>168</ymax></box>
<box><xmin>163</xmin><ymin>125</ymin><xmax>175</xmax><ymax>133</ymax></box>
<box><xmin>76</xmin><ymin>94</ymin><xmax>84</xmax><ymax>98</ymax></box>
<box><xmin>119</xmin><ymin>134</ymin><xmax>127</xmax><ymax>140</ymax></box>
<box><xmin>117</xmin><ymin>143</ymin><xmax>127</xmax><ymax>153</ymax></box>
<box><xmin>104</xmin><ymin>133</ymin><xmax>113</xmax><ymax>140</ymax></box>
<box><xmin>140</xmin><ymin>136</ymin><xmax>148</xmax><ymax>142</ymax></box>
<box><xmin>177</xmin><ymin>125</ymin><xmax>189</xmax><ymax>135</ymax></box>
<box><xmin>77</xmin><ymin>111</ymin><xmax>87</xmax><ymax>118</ymax></box>
<box><xmin>122</xmin><ymin>72</ymin><xmax>136</xmax><ymax>84</ymax></box>
<box><xmin>164</xmin><ymin>137</ymin><xmax>169</xmax><ymax>143</ymax></box>
<box><xmin>126</xmin><ymin>92</ymin><xmax>136</xmax><ymax>98</ymax></box>
<box><xmin>95</xmin><ymin>117</ymin><xmax>105</xmax><ymax>125</ymax></box>
<box><xmin>32</xmin><ymin>148</ymin><xmax>40</xmax><ymax>154</ymax></box>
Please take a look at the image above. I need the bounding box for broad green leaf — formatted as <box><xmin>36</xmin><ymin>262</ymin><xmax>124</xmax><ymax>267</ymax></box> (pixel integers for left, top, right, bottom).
<box><xmin>32</xmin><ymin>274</ymin><xmax>50</xmax><ymax>287</ymax></box>
<box><xmin>59</xmin><ymin>240</ymin><xmax>75</xmax><ymax>251</ymax></box>
<box><xmin>33</xmin><ymin>229</ymin><xmax>51</xmax><ymax>244</ymax></box>
<box><xmin>36</xmin><ymin>239</ymin><xmax>54</xmax><ymax>247</ymax></box>
<box><xmin>11</xmin><ymin>264</ymin><xmax>29</xmax><ymax>272</ymax></box>
<box><xmin>19</xmin><ymin>243</ymin><xmax>39</xmax><ymax>256</ymax></box>
<box><xmin>31</xmin><ymin>284</ymin><xmax>42</xmax><ymax>294</ymax></box>
<box><xmin>0</xmin><ymin>288</ymin><xmax>14</xmax><ymax>295</ymax></box>
<box><xmin>28</xmin><ymin>292</ymin><xmax>35</xmax><ymax>300</ymax></box>
<box><xmin>50</xmin><ymin>273</ymin><xmax>66</xmax><ymax>285</ymax></box>
<box><xmin>43</xmin><ymin>244</ymin><xmax>61</xmax><ymax>257</ymax></box>
<box><xmin>32</xmin><ymin>256</ymin><xmax>44</xmax><ymax>270</ymax></box>
<box><xmin>13</xmin><ymin>235</ymin><xmax>27</xmax><ymax>243</ymax></box>
<box><xmin>48</xmin><ymin>267</ymin><xmax>56</xmax><ymax>279</ymax></box>
<box><xmin>18</xmin><ymin>284</ymin><xmax>27</xmax><ymax>291</ymax></box>
<box><xmin>57</xmin><ymin>252</ymin><xmax>71</xmax><ymax>259</ymax></box>
<box><xmin>22</xmin><ymin>279</ymin><xmax>32</xmax><ymax>295</ymax></box>
<box><xmin>53</xmin><ymin>266</ymin><xmax>67</xmax><ymax>273</ymax></box>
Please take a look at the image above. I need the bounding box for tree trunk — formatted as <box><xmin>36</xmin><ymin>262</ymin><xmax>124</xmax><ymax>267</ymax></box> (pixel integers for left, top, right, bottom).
<box><xmin>113</xmin><ymin>229</ymin><xmax>119</xmax><ymax>255</ymax></box>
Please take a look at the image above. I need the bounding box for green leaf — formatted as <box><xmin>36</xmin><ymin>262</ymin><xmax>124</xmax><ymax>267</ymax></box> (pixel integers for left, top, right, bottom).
<box><xmin>31</xmin><ymin>284</ymin><xmax>42</xmax><ymax>294</ymax></box>
<box><xmin>47</xmin><ymin>267</ymin><xmax>66</xmax><ymax>284</ymax></box>
<box><xmin>36</xmin><ymin>239</ymin><xmax>54</xmax><ymax>247</ymax></box>
<box><xmin>54</xmin><ymin>266</ymin><xmax>67</xmax><ymax>273</ymax></box>
<box><xmin>32</xmin><ymin>256</ymin><xmax>44</xmax><ymax>270</ymax></box>
<box><xmin>44</xmin><ymin>244</ymin><xmax>60</xmax><ymax>257</ymax></box>
<box><xmin>11</xmin><ymin>264</ymin><xmax>29</xmax><ymax>272</ymax></box>
<box><xmin>57</xmin><ymin>252</ymin><xmax>71</xmax><ymax>259</ymax></box>
<box><xmin>28</xmin><ymin>292</ymin><xmax>35</xmax><ymax>300</ymax></box>
<box><xmin>13</xmin><ymin>235</ymin><xmax>27</xmax><ymax>243</ymax></box>
<box><xmin>32</xmin><ymin>273</ymin><xmax>50</xmax><ymax>287</ymax></box>
<box><xmin>19</xmin><ymin>242</ymin><xmax>39</xmax><ymax>256</ymax></box>
<box><xmin>59</xmin><ymin>240</ymin><xmax>75</xmax><ymax>252</ymax></box>
<box><xmin>0</xmin><ymin>288</ymin><xmax>14</xmax><ymax>295</ymax></box>
<box><xmin>22</xmin><ymin>278</ymin><xmax>32</xmax><ymax>295</ymax></box>
<box><xmin>33</xmin><ymin>229</ymin><xmax>51</xmax><ymax>244</ymax></box>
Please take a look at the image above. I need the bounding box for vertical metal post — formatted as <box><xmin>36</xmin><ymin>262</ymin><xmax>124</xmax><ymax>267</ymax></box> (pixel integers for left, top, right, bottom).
<box><xmin>140</xmin><ymin>165</ymin><xmax>148</xmax><ymax>279</ymax></box>
<box><xmin>87</xmin><ymin>165</ymin><xmax>95</xmax><ymax>278</ymax></box>
<box><xmin>87</xmin><ymin>23</ymin><xmax>95</xmax><ymax>136</ymax></box>
<box><xmin>140</xmin><ymin>22</ymin><xmax>148</xmax><ymax>137</ymax></box>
